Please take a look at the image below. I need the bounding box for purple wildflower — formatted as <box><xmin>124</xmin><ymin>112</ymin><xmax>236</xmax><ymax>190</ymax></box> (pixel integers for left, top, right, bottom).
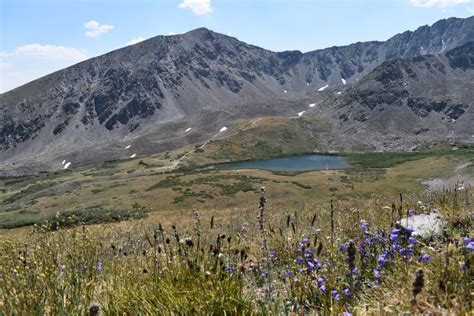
<box><xmin>296</xmin><ymin>257</ymin><xmax>304</xmax><ymax>264</ymax></box>
<box><xmin>422</xmin><ymin>254</ymin><xmax>430</xmax><ymax>262</ymax></box>
<box><xmin>307</xmin><ymin>261</ymin><xmax>315</xmax><ymax>270</ymax></box>
<box><xmin>408</xmin><ymin>209</ymin><xmax>416</xmax><ymax>217</ymax></box>
<box><xmin>343</xmin><ymin>312</ymin><xmax>353</xmax><ymax>316</ymax></box>
<box><xmin>464</xmin><ymin>237</ymin><xmax>471</xmax><ymax>245</ymax></box>
<box><xmin>343</xmin><ymin>288</ymin><xmax>352</xmax><ymax>297</ymax></box>
<box><xmin>331</xmin><ymin>289</ymin><xmax>341</xmax><ymax>301</ymax></box>
<box><xmin>339</xmin><ymin>242</ymin><xmax>348</xmax><ymax>252</ymax></box>
<box><xmin>97</xmin><ymin>261</ymin><xmax>103</xmax><ymax>271</ymax></box>
<box><xmin>409</xmin><ymin>237</ymin><xmax>417</xmax><ymax>244</ymax></box>
<box><xmin>283</xmin><ymin>269</ymin><xmax>292</xmax><ymax>277</ymax></box>
<box><xmin>467</xmin><ymin>242</ymin><xmax>474</xmax><ymax>252</ymax></box>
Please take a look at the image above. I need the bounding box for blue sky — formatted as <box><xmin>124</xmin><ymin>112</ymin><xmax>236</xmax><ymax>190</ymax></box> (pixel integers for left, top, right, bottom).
<box><xmin>1</xmin><ymin>0</ymin><xmax>473</xmax><ymax>93</ymax></box>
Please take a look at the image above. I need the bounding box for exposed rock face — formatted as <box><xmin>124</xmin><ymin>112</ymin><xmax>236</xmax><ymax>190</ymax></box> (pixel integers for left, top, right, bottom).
<box><xmin>319</xmin><ymin>41</ymin><xmax>474</xmax><ymax>151</ymax></box>
<box><xmin>0</xmin><ymin>16</ymin><xmax>473</xmax><ymax>174</ymax></box>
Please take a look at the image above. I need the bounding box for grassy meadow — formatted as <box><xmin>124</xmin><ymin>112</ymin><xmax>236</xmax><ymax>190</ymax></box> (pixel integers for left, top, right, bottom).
<box><xmin>0</xmin><ymin>146</ymin><xmax>473</xmax><ymax>314</ymax></box>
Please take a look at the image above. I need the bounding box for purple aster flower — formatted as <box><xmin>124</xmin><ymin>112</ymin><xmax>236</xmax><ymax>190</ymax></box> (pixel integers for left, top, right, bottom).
<box><xmin>464</xmin><ymin>237</ymin><xmax>472</xmax><ymax>245</ymax></box>
<box><xmin>307</xmin><ymin>261</ymin><xmax>315</xmax><ymax>270</ymax></box>
<box><xmin>460</xmin><ymin>263</ymin><xmax>467</xmax><ymax>270</ymax></box>
<box><xmin>400</xmin><ymin>248</ymin><xmax>407</xmax><ymax>256</ymax></box>
<box><xmin>296</xmin><ymin>256</ymin><xmax>304</xmax><ymax>264</ymax></box>
<box><xmin>352</xmin><ymin>267</ymin><xmax>358</xmax><ymax>274</ymax></box>
<box><xmin>343</xmin><ymin>312</ymin><xmax>353</xmax><ymax>316</ymax></box>
<box><xmin>407</xmin><ymin>244</ymin><xmax>414</xmax><ymax>253</ymax></box>
<box><xmin>260</xmin><ymin>271</ymin><xmax>268</xmax><ymax>278</ymax></box>
<box><xmin>283</xmin><ymin>268</ymin><xmax>292</xmax><ymax>277</ymax></box>
<box><xmin>409</xmin><ymin>237</ymin><xmax>417</xmax><ymax>244</ymax></box>
<box><xmin>408</xmin><ymin>209</ymin><xmax>415</xmax><ymax>217</ymax></box>
<box><xmin>360</xmin><ymin>221</ymin><xmax>368</xmax><ymax>231</ymax></box>
<box><xmin>417</xmin><ymin>255</ymin><xmax>422</xmax><ymax>262</ymax></box>
<box><xmin>302</xmin><ymin>238</ymin><xmax>310</xmax><ymax>244</ymax></box>
<box><xmin>319</xmin><ymin>284</ymin><xmax>327</xmax><ymax>292</ymax></box>
<box><xmin>225</xmin><ymin>265</ymin><xmax>236</xmax><ymax>273</ymax></box>
<box><xmin>97</xmin><ymin>261</ymin><xmax>103</xmax><ymax>271</ymax></box>
<box><xmin>422</xmin><ymin>254</ymin><xmax>430</xmax><ymax>262</ymax></box>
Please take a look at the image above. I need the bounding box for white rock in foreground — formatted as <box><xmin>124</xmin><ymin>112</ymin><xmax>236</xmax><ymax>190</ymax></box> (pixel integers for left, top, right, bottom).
<box><xmin>185</xmin><ymin>127</ymin><xmax>192</xmax><ymax>132</ymax></box>
<box><xmin>309</xmin><ymin>103</ymin><xmax>316</xmax><ymax>108</ymax></box>
<box><xmin>63</xmin><ymin>162</ymin><xmax>71</xmax><ymax>169</ymax></box>
<box><xmin>318</xmin><ymin>84</ymin><xmax>328</xmax><ymax>91</ymax></box>
<box><xmin>130</xmin><ymin>154</ymin><xmax>136</xmax><ymax>158</ymax></box>
<box><xmin>219</xmin><ymin>127</ymin><xmax>227</xmax><ymax>132</ymax></box>
<box><xmin>397</xmin><ymin>211</ymin><xmax>445</xmax><ymax>238</ymax></box>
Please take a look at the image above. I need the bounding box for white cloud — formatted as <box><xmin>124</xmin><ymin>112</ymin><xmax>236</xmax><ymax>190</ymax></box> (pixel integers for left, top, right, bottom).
<box><xmin>125</xmin><ymin>37</ymin><xmax>145</xmax><ymax>46</ymax></box>
<box><xmin>0</xmin><ymin>62</ymin><xmax>13</xmax><ymax>69</ymax></box>
<box><xmin>408</xmin><ymin>0</ymin><xmax>472</xmax><ymax>8</ymax></box>
<box><xmin>178</xmin><ymin>0</ymin><xmax>213</xmax><ymax>15</ymax></box>
<box><xmin>167</xmin><ymin>32</ymin><xmax>178</xmax><ymax>35</ymax></box>
<box><xmin>83</xmin><ymin>20</ymin><xmax>114</xmax><ymax>37</ymax></box>
<box><xmin>1</xmin><ymin>44</ymin><xmax>88</xmax><ymax>92</ymax></box>
<box><xmin>1</xmin><ymin>44</ymin><xmax>87</xmax><ymax>61</ymax></box>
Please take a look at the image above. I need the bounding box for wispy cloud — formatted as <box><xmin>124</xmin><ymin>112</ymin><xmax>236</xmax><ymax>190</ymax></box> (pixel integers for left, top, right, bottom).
<box><xmin>125</xmin><ymin>37</ymin><xmax>145</xmax><ymax>46</ymax></box>
<box><xmin>0</xmin><ymin>62</ymin><xmax>13</xmax><ymax>69</ymax></box>
<box><xmin>178</xmin><ymin>0</ymin><xmax>213</xmax><ymax>15</ymax></box>
<box><xmin>1</xmin><ymin>44</ymin><xmax>87</xmax><ymax>61</ymax></box>
<box><xmin>408</xmin><ymin>0</ymin><xmax>472</xmax><ymax>8</ymax></box>
<box><xmin>0</xmin><ymin>44</ymin><xmax>88</xmax><ymax>92</ymax></box>
<box><xmin>84</xmin><ymin>20</ymin><xmax>114</xmax><ymax>38</ymax></box>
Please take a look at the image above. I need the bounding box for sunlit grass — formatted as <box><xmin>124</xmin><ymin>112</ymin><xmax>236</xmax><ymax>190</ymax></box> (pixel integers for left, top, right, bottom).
<box><xmin>1</xmin><ymin>185</ymin><xmax>472</xmax><ymax>314</ymax></box>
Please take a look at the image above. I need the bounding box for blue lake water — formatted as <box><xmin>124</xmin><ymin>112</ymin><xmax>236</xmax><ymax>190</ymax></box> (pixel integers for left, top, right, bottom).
<box><xmin>221</xmin><ymin>154</ymin><xmax>352</xmax><ymax>172</ymax></box>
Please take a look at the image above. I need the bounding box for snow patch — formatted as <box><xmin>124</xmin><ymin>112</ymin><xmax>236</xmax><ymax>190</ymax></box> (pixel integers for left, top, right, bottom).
<box><xmin>61</xmin><ymin>160</ymin><xmax>66</xmax><ymax>165</ymax></box>
<box><xmin>297</xmin><ymin>111</ymin><xmax>305</xmax><ymax>117</ymax></box>
<box><xmin>125</xmin><ymin>145</ymin><xmax>131</xmax><ymax>149</ymax></box>
<box><xmin>341</xmin><ymin>78</ymin><xmax>346</xmax><ymax>85</ymax></box>
<box><xmin>283</xmin><ymin>90</ymin><xmax>288</xmax><ymax>93</ymax></box>
<box><xmin>63</xmin><ymin>162</ymin><xmax>71</xmax><ymax>169</ymax></box>
<box><xmin>185</xmin><ymin>128</ymin><xmax>192</xmax><ymax>132</ymax></box>
<box><xmin>308</xmin><ymin>103</ymin><xmax>316</xmax><ymax>108</ymax></box>
<box><xmin>318</xmin><ymin>84</ymin><xmax>328</xmax><ymax>91</ymax></box>
<box><xmin>306</xmin><ymin>82</ymin><xmax>310</xmax><ymax>86</ymax></box>
<box><xmin>130</xmin><ymin>154</ymin><xmax>136</xmax><ymax>158</ymax></box>
<box><xmin>219</xmin><ymin>126</ymin><xmax>227</xmax><ymax>132</ymax></box>
<box><xmin>337</xmin><ymin>91</ymin><xmax>342</xmax><ymax>95</ymax></box>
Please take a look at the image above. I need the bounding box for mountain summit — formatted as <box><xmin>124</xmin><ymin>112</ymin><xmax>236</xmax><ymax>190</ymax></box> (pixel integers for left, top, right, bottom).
<box><xmin>1</xmin><ymin>16</ymin><xmax>473</xmax><ymax>174</ymax></box>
